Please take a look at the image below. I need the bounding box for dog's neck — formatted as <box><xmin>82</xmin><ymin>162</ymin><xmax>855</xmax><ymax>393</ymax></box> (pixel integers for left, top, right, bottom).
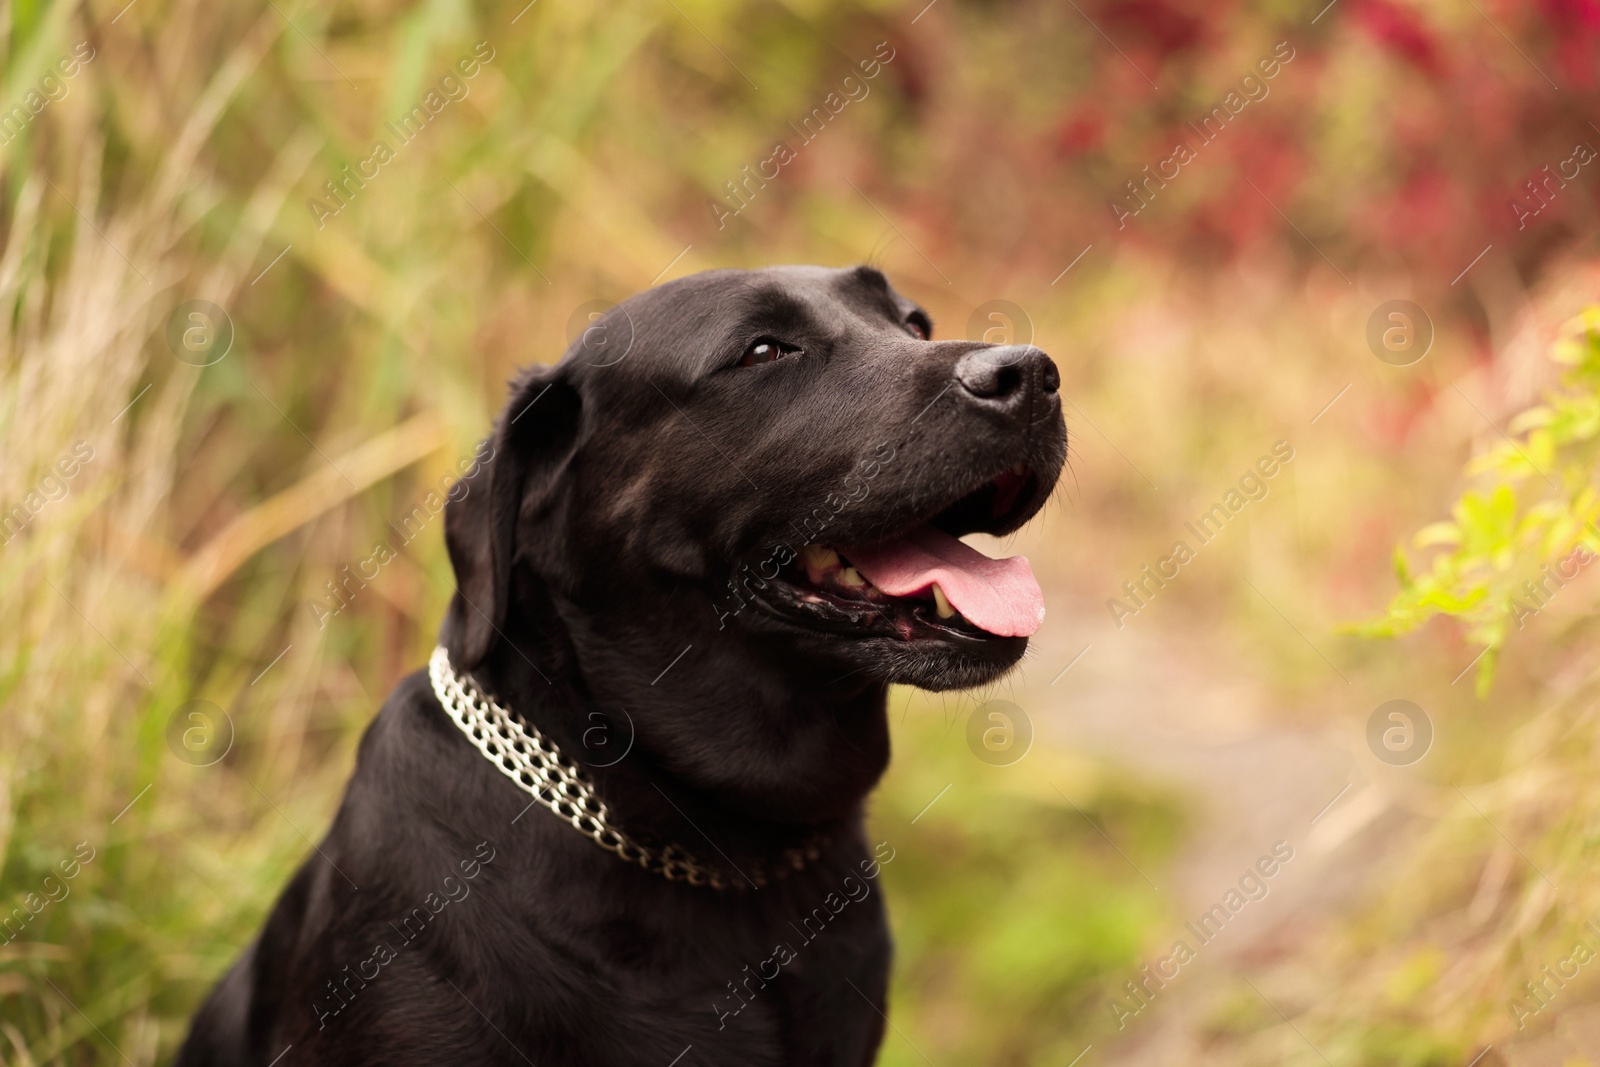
<box><xmin>439</xmin><ymin>567</ymin><xmax>892</xmax><ymax>860</ymax></box>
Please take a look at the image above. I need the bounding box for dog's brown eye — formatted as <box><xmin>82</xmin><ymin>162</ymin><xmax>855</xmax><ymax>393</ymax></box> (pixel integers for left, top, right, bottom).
<box><xmin>906</xmin><ymin>315</ymin><xmax>930</xmax><ymax>340</ymax></box>
<box><xmin>739</xmin><ymin>337</ymin><xmax>802</xmax><ymax>367</ymax></box>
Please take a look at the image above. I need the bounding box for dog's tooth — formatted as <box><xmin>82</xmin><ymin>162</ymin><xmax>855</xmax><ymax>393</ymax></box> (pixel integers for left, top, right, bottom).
<box><xmin>801</xmin><ymin>544</ymin><xmax>840</xmax><ymax>569</ymax></box>
<box><xmin>839</xmin><ymin>566</ymin><xmax>867</xmax><ymax>589</ymax></box>
<box><xmin>800</xmin><ymin>544</ymin><xmax>841</xmax><ymax>583</ymax></box>
<box><xmin>931</xmin><ymin>583</ymin><xmax>956</xmax><ymax>618</ymax></box>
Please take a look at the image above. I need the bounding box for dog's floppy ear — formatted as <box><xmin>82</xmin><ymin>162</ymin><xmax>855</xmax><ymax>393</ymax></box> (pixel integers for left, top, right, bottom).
<box><xmin>443</xmin><ymin>365</ymin><xmax>582</xmax><ymax>668</ymax></box>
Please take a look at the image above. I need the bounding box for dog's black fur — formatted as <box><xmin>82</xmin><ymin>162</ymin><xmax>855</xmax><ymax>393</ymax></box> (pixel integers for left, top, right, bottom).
<box><xmin>176</xmin><ymin>266</ymin><xmax>1065</xmax><ymax>1066</ymax></box>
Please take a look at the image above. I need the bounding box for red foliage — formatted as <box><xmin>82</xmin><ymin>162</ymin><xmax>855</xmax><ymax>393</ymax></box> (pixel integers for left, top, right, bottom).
<box><xmin>1351</xmin><ymin>0</ymin><xmax>1444</xmax><ymax>77</ymax></box>
<box><xmin>1541</xmin><ymin>0</ymin><xmax>1600</xmax><ymax>88</ymax></box>
<box><xmin>1097</xmin><ymin>0</ymin><xmax>1212</xmax><ymax>59</ymax></box>
<box><xmin>1054</xmin><ymin>112</ymin><xmax>1106</xmax><ymax>157</ymax></box>
<box><xmin>865</xmin><ymin>0</ymin><xmax>1600</xmax><ymax>316</ymax></box>
<box><xmin>1538</xmin><ymin>0</ymin><xmax>1600</xmax><ymax>31</ymax></box>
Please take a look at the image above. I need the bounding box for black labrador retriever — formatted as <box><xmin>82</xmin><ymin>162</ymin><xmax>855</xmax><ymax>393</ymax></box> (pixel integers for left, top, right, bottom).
<box><xmin>177</xmin><ymin>265</ymin><xmax>1066</xmax><ymax>1066</ymax></box>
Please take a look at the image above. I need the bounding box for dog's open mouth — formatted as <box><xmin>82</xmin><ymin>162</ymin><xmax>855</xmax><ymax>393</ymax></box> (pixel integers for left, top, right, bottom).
<box><xmin>755</xmin><ymin>466</ymin><xmax>1046</xmax><ymax>642</ymax></box>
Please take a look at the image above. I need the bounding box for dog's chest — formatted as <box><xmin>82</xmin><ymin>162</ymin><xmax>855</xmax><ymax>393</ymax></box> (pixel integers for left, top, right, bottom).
<box><xmin>551</xmin><ymin>875</ymin><xmax>893</xmax><ymax>1065</ymax></box>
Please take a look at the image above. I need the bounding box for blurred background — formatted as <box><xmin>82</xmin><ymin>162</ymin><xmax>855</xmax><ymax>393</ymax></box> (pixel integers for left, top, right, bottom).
<box><xmin>6</xmin><ymin>0</ymin><xmax>1600</xmax><ymax>1063</ymax></box>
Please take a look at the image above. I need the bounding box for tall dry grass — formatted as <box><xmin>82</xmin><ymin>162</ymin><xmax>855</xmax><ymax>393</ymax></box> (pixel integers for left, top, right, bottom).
<box><xmin>2</xmin><ymin>0</ymin><xmax>1598</xmax><ymax>1064</ymax></box>
<box><xmin>0</xmin><ymin>2</ymin><xmax>566</xmax><ymax>1058</ymax></box>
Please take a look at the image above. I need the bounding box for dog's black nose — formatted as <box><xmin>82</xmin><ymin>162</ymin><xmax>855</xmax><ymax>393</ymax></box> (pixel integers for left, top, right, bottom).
<box><xmin>954</xmin><ymin>345</ymin><xmax>1059</xmax><ymax>406</ymax></box>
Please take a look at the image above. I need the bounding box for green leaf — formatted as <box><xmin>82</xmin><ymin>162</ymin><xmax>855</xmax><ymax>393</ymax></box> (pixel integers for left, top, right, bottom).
<box><xmin>1413</xmin><ymin>522</ymin><xmax>1460</xmax><ymax>548</ymax></box>
<box><xmin>1353</xmin><ymin>305</ymin><xmax>1600</xmax><ymax>696</ymax></box>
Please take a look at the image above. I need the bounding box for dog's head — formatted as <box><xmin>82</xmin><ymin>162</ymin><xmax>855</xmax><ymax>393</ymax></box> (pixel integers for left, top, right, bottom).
<box><xmin>444</xmin><ymin>265</ymin><xmax>1066</xmax><ymax>693</ymax></box>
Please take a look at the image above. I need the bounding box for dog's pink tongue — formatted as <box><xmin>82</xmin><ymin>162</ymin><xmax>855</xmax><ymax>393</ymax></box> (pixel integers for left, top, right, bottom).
<box><xmin>840</xmin><ymin>526</ymin><xmax>1045</xmax><ymax>637</ymax></box>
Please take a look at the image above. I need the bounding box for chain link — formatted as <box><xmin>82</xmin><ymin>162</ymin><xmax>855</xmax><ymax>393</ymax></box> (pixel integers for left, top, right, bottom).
<box><xmin>429</xmin><ymin>646</ymin><xmax>821</xmax><ymax>890</ymax></box>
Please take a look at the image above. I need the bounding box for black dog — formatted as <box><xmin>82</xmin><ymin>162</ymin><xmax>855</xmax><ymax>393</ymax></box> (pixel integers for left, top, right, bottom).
<box><xmin>177</xmin><ymin>265</ymin><xmax>1065</xmax><ymax>1066</ymax></box>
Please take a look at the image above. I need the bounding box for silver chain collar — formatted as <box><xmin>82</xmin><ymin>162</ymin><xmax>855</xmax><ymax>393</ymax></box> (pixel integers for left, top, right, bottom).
<box><xmin>428</xmin><ymin>645</ymin><xmax>821</xmax><ymax>891</ymax></box>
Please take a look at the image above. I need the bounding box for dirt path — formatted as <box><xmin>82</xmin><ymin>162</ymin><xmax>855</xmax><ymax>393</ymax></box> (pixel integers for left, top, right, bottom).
<box><xmin>1013</xmin><ymin>590</ymin><xmax>1418</xmax><ymax>1064</ymax></box>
